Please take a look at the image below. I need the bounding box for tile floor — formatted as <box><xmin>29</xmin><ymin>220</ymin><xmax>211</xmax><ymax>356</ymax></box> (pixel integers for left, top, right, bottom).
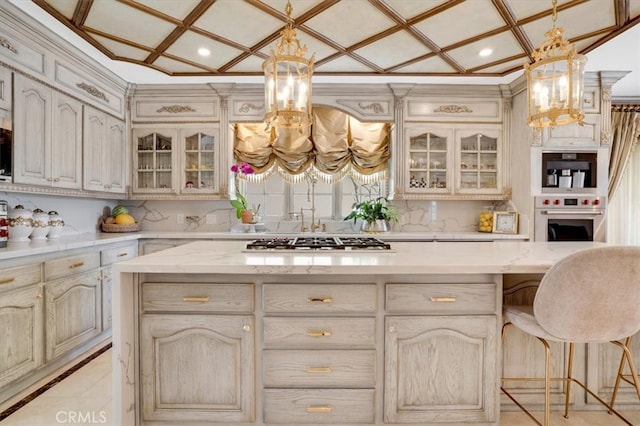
<box><xmin>0</xmin><ymin>348</ymin><xmax>638</xmax><ymax>425</ymax></box>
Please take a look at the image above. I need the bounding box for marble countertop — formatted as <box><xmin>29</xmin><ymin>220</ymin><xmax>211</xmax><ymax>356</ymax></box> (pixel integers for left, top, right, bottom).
<box><xmin>0</xmin><ymin>230</ymin><xmax>528</xmax><ymax>260</ymax></box>
<box><xmin>113</xmin><ymin>240</ymin><xmax>608</xmax><ymax>275</ymax></box>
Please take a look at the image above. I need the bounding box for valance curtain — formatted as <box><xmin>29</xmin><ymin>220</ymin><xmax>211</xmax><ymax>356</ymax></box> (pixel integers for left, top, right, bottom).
<box><xmin>234</xmin><ymin>107</ymin><xmax>390</xmax><ymax>183</ymax></box>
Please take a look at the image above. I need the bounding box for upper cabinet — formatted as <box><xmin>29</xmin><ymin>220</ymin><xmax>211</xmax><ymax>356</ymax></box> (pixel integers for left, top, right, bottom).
<box><xmin>83</xmin><ymin>106</ymin><xmax>127</xmax><ymax>194</ymax></box>
<box><xmin>0</xmin><ymin>66</ymin><xmax>10</xmax><ymax>113</ymax></box>
<box><xmin>400</xmin><ymin>94</ymin><xmax>506</xmax><ymax>200</ymax></box>
<box><xmin>13</xmin><ymin>75</ymin><xmax>82</xmax><ymax>190</ymax></box>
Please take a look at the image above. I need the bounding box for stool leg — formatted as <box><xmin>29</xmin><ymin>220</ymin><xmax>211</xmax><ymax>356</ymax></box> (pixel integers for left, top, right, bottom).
<box><xmin>542</xmin><ymin>338</ymin><xmax>551</xmax><ymax>426</ymax></box>
<box><xmin>564</xmin><ymin>342</ymin><xmax>574</xmax><ymax>418</ymax></box>
<box><xmin>610</xmin><ymin>336</ymin><xmax>640</xmax><ymax>412</ymax></box>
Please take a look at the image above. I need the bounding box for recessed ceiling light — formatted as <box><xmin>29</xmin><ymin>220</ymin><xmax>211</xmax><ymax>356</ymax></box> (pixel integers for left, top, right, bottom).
<box><xmin>198</xmin><ymin>48</ymin><xmax>211</xmax><ymax>56</ymax></box>
<box><xmin>479</xmin><ymin>48</ymin><xmax>493</xmax><ymax>57</ymax></box>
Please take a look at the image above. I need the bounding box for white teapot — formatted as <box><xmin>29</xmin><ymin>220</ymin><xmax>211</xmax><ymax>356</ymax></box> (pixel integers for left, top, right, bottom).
<box><xmin>8</xmin><ymin>205</ymin><xmax>33</xmax><ymax>242</ymax></box>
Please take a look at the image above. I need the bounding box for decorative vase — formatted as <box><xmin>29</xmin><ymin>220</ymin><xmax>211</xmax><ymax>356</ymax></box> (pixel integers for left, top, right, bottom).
<box><xmin>47</xmin><ymin>210</ymin><xmax>65</xmax><ymax>239</ymax></box>
<box><xmin>31</xmin><ymin>208</ymin><xmax>51</xmax><ymax>240</ymax></box>
<box><xmin>361</xmin><ymin>219</ymin><xmax>390</xmax><ymax>233</ymax></box>
<box><xmin>8</xmin><ymin>204</ymin><xmax>33</xmax><ymax>242</ymax></box>
<box><xmin>241</xmin><ymin>210</ymin><xmax>254</xmax><ymax>224</ymax></box>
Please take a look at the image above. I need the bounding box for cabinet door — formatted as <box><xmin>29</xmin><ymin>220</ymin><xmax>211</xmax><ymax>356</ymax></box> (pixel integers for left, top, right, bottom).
<box><xmin>13</xmin><ymin>74</ymin><xmax>52</xmax><ymax>186</ymax></box>
<box><xmin>405</xmin><ymin>127</ymin><xmax>453</xmax><ymax>194</ymax></box>
<box><xmin>83</xmin><ymin>107</ymin><xmax>107</xmax><ymax>191</ymax></box>
<box><xmin>0</xmin><ymin>66</ymin><xmax>10</xmax><ymax>112</ymax></box>
<box><xmin>44</xmin><ymin>270</ymin><xmax>102</xmax><ymax>361</ymax></box>
<box><xmin>140</xmin><ymin>314</ymin><xmax>254</xmax><ymax>423</ymax></box>
<box><xmin>132</xmin><ymin>129</ymin><xmax>177</xmax><ymax>193</ymax></box>
<box><xmin>105</xmin><ymin>117</ymin><xmax>126</xmax><ymax>193</ymax></box>
<box><xmin>455</xmin><ymin>128</ymin><xmax>502</xmax><ymax>195</ymax></box>
<box><xmin>0</xmin><ymin>284</ymin><xmax>44</xmax><ymax>389</ymax></box>
<box><xmin>384</xmin><ymin>316</ymin><xmax>498</xmax><ymax>424</ymax></box>
<box><xmin>101</xmin><ymin>268</ymin><xmax>112</xmax><ymax>332</ymax></box>
<box><xmin>180</xmin><ymin>128</ymin><xmax>219</xmax><ymax>194</ymax></box>
<box><xmin>52</xmin><ymin>92</ymin><xmax>82</xmax><ymax>189</ymax></box>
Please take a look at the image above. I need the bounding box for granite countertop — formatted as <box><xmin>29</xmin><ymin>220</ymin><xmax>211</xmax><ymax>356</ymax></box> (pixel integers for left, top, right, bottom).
<box><xmin>0</xmin><ymin>230</ymin><xmax>528</xmax><ymax>261</ymax></box>
<box><xmin>113</xmin><ymin>240</ymin><xmax>608</xmax><ymax>275</ymax></box>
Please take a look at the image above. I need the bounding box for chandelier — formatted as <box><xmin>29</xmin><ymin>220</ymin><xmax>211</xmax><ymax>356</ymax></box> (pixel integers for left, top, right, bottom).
<box><xmin>525</xmin><ymin>0</ymin><xmax>587</xmax><ymax>128</ymax></box>
<box><xmin>263</xmin><ymin>0</ymin><xmax>315</xmax><ymax>131</ymax></box>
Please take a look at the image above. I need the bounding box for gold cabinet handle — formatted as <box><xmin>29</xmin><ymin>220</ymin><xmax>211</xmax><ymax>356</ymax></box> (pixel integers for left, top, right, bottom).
<box><xmin>305</xmin><ymin>367</ymin><xmax>332</xmax><ymax>374</ymax></box>
<box><xmin>307</xmin><ymin>297</ymin><xmax>333</xmax><ymax>304</ymax></box>
<box><xmin>307</xmin><ymin>330</ymin><xmax>332</xmax><ymax>337</ymax></box>
<box><xmin>69</xmin><ymin>262</ymin><xmax>85</xmax><ymax>269</ymax></box>
<box><xmin>183</xmin><ymin>296</ymin><xmax>210</xmax><ymax>303</ymax></box>
<box><xmin>430</xmin><ymin>296</ymin><xmax>456</xmax><ymax>303</ymax></box>
<box><xmin>306</xmin><ymin>405</ymin><xmax>332</xmax><ymax>413</ymax></box>
<box><xmin>0</xmin><ymin>277</ymin><xmax>15</xmax><ymax>285</ymax></box>
<box><xmin>117</xmin><ymin>252</ymin><xmax>128</xmax><ymax>257</ymax></box>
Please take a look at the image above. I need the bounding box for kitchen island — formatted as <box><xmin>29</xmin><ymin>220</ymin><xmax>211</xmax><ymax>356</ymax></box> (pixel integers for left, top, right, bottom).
<box><xmin>112</xmin><ymin>240</ymin><xmax>608</xmax><ymax>425</ymax></box>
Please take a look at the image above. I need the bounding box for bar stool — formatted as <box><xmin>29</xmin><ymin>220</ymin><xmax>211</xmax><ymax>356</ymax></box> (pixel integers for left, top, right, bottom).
<box><xmin>501</xmin><ymin>246</ymin><xmax>640</xmax><ymax>425</ymax></box>
<box><xmin>609</xmin><ymin>335</ymin><xmax>640</xmax><ymax>410</ymax></box>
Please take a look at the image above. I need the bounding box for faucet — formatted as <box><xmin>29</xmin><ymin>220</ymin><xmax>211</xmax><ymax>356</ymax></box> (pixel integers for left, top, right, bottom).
<box><xmin>299</xmin><ymin>175</ymin><xmax>321</xmax><ymax>232</ymax></box>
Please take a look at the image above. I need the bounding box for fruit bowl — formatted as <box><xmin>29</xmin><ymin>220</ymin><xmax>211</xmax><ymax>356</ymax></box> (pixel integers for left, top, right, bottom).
<box><xmin>100</xmin><ymin>217</ymin><xmax>140</xmax><ymax>233</ymax></box>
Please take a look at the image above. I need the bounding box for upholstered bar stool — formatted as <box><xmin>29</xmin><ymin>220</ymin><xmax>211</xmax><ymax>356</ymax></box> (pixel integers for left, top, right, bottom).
<box><xmin>501</xmin><ymin>246</ymin><xmax>640</xmax><ymax>425</ymax></box>
<box><xmin>609</xmin><ymin>335</ymin><xmax>640</xmax><ymax>410</ymax></box>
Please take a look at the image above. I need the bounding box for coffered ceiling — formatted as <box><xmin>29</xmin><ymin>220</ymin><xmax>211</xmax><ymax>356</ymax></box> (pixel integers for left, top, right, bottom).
<box><xmin>30</xmin><ymin>0</ymin><xmax>640</xmax><ymax>79</ymax></box>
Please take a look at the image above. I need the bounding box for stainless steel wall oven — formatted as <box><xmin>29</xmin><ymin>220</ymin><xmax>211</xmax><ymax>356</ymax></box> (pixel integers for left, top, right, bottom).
<box><xmin>534</xmin><ymin>196</ymin><xmax>606</xmax><ymax>242</ymax></box>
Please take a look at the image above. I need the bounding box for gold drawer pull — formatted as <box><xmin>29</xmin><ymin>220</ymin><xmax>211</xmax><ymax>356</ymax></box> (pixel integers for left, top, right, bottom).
<box><xmin>430</xmin><ymin>296</ymin><xmax>456</xmax><ymax>303</ymax></box>
<box><xmin>307</xmin><ymin>330</ymin><xmax>332</xmax><ymax>337</ymax></box>
<box><xmin>117</xmin><ymin>252</ymin><xmax>128</xmax><ymax>257</ymax></box>
<box><xmin>183</xmin><ymin>296</ymin><xmax>210</xmax><ymax>303</ymax></box>
<box><xmin>308</xmin><ymin>296</ymin><xmax>333</xmax><ymax>304</ymax></box>
<box><xmin>0</xmin><ymin>277</ymin><xmax>15</xmax><ymax>285</ymax></box>
<box><xmin>306</xmin><ymin>405</ymin><xmax>332</xmax><ymax>413</ymax></box>
<box><xmin>69</xmin><ymin>262</ymin><xmax>85</xmax><ymax>269</ymax></box>
<box><xmin>306</xmin><ymin>367</ymin><xmax>332</xmax><ymax>374</ymax></box>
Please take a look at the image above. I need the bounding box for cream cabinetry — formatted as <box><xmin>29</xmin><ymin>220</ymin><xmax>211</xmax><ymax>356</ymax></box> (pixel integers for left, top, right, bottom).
<box><xmin>139</xmin><ymin>282</ymin><xmax>255</xmax><ymax>423</ymax></box>
<box><xmin>13</xmin><ymin>74</ymin><xmax>82</xmax><ymax>189</ymax></box>
<box><xmin>0</xmin><ymin>66</ymin><xmax>10</xmax><ymax>112</ymax></box>
<box><xmin>384</xmin><ymin>280</ymin><xmax>499</xmax><ymax>424</ymax></box>
<box><xmin>405</xmin><ymin>125</ymin><xmax>503</xmax><ymax>197</ymax></box>
<box><xmin>0</xmin><ymin>264</ymin><xmax>43</xmax><ymax>390</ymax></box>
<box><xmin>0</xmin><ymin>242</ymin><xmax>137</xmax><ymax>407</ymax></box>
<box><xmin>83</xmin><ymin>106</ymin><xmax>127</xmax><ymax>193</ymax></box>
<box><xmin>132</xmin><ymin>126</ymin><xmax>222</xmax><ymax>197</ymax></box>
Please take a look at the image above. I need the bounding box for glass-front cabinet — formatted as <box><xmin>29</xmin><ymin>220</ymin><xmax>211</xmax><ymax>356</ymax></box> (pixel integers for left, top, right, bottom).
<box><xmin>403</xmin><ymin>125</ymin><xmax>503</xmax><ymax>198</ymax></box>
<box><xmin>133</xmin><ymin>130</ymin><xmax>176</xmax><ymax>193</ymax></box>
<box><xmin>132</xmin><ymin>126</ymin><xmax>221</xmax><ymax>196</ymax></box>
<box><xmin>456</xmin><ymin>129</ymin><xmax>500</xmax><ymax>194</ymax></box>
<box><xmin>407</xmin><ymin>129</ymin><xmax>451</xmax><ymax>193</ymax></box>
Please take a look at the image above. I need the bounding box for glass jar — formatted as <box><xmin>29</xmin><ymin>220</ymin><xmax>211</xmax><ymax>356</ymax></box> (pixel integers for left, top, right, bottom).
<box><xmin>479</xmin><ymin>206</ymin><xmax>494</xmax><ymax>233</ymax></box>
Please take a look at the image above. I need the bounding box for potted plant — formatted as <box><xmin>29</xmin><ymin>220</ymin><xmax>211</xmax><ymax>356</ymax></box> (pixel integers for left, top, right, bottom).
<box><xmin>230</xmin><ymin>162</ymin><xmax>257</xmax><ymax>223</ymax></box>
<box><xmin>344</xmin><ymin>197</ymin><xmax>398</xmax><ymax>233</ymax></box>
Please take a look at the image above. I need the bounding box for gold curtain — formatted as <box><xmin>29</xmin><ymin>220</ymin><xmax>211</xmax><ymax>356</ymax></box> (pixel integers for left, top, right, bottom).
<box><xmin>234</xmin><ymin>107</ymin><xmax>390</xmax><ymax>183</ymax></box>
<box><xmin>609</xmin><ymin>105</ymin><xmax>640</xmax><ymax>199</ymax></box>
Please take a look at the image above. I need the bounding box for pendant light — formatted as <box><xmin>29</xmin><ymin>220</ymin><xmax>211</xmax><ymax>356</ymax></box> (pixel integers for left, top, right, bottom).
<box><xmin>525</xmin><ymin>0</ymin><xmax>587</xmax><ymax>128</ymax></box>
<box><xmin>263</xmin><ymin>0</ymin><xmax>314</xmax><ymax>131</ymax></box>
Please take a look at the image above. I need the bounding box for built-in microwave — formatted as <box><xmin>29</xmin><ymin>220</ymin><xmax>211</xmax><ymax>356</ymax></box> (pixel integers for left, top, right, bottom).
<box><xmin>0</xmin><ymin>127</ymin><xmax>11</xmax><ymax>182</ymax></box>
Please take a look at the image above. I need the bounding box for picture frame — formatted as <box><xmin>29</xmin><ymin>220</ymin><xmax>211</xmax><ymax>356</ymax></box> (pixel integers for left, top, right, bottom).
<box><xmin>492</xmin><ymin>211</ymin><xmax>518</xmax><ymax>234</ymax></box>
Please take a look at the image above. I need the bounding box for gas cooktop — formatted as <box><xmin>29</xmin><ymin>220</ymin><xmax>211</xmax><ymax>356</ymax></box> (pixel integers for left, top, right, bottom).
<box><xmin>245</xmin><ymin>236</ymin><xmax>391</xmax><ymax>251</ymax></box>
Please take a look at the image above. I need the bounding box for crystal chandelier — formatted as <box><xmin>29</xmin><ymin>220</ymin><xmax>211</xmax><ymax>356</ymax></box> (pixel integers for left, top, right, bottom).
<box><xmin>263</xmin><ymin>0</ymin><xmax>314</xmax><ymax>131</ymax></box>
<box><xmin>525</xmin><ymin>0</ymin><xmax>587</xmax><ymax>128</ymax></box>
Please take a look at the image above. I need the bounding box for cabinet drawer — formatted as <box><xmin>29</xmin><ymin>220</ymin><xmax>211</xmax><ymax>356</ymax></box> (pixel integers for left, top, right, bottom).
<box><xmin>101</xmin><ymin>244</ymin><xmax>137</xmax><ymax>266</ymax></box>
<box><xmin>0</xmin><ymin>263</ymin><xmax>41</xmax><ymax>291</ymax></box>
<box><xmin>386</xmin><ymin>283</ymin><xmax>496</xmax><ymax>314</ymax></box>
<box><xmin>141</xmin><ymin>283</ymin><xmax>254</xmax><ymax>312</ymax></box>
<box><xmin>263</xmin><ymin>284</ymin><xmax>376</xmax><ymax>313</ymax></box>
<box><xmin>264</xmin><ymin>389</ymin><xmax>375</xmax><ymax>424</ymax></box>
<box><xmin>263</xmin><ymin>317</ymin><xmax>375</xmax><ymax>349</ymax></box>
<box><xmin>263</xmin><ymin>350</ymin><xmax>375</xmax><ymax>388</ymax></box>
<box><xmin>44</xmin><ymin>252</ymin><xmax>100</xmax><ymax>281</ymax></box>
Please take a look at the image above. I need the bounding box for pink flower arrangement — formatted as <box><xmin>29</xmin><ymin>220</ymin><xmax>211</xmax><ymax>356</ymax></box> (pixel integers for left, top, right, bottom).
<box><xmin>230</xmin><ymin>162</ymin><xmax>254</xmax><ymax>175</ymax></box>
<box><xmin>230</xmin><ymin>162</ymin><xmax>255</xmax><ymax>219</ymax></box>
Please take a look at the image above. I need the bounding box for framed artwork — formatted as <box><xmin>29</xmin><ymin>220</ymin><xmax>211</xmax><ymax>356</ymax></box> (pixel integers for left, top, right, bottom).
<box><xmin>492</xmin><ymin>211</ymin><xmax>518</xmax><ymax>234</ymax></box>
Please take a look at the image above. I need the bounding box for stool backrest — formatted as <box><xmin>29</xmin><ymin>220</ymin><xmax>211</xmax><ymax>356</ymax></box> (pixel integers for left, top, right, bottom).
<box><xmin>533</xmin><ymin>246</ymin><xmax>640</xmax><ymax>343</ymax></box>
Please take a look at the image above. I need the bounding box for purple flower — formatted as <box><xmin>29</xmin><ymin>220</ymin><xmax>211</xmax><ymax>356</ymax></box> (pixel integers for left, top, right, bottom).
<box><xmin>231</xmin><ymin>162</ymin><xmax>255</xmax><ymax>175</ymax></box>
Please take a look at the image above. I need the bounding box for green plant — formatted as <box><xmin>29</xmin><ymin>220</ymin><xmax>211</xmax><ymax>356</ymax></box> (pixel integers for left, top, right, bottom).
<box><xmin>230</xmin><ymin>192</ymin><xmax>249</xmax><ymax>219</ymax></box>
<box><xmin>344</xmin><ymin>197</ymin><xmax>398</xmax><ymax>224</ymax></box>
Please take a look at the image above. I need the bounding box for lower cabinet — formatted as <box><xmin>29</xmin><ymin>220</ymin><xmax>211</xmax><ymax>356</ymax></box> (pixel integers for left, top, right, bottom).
<box><xmin>44</xmin><ymin>269</ymin><xmax>102</xmax><ymax>361</ymax></box>
<box><xmin>384</xmin><ymin>316</ymin><xmax>498</xmax><ymax>424</ymax></box>
<box><xmin>139</xmin><ymin>314</ymin><xmax>254</xmax><ymax>423</ymax></box>
<box><xmin>0</xmin><ymin>283</ymin><xmax>44</xmax><ymax>389</ymax></box>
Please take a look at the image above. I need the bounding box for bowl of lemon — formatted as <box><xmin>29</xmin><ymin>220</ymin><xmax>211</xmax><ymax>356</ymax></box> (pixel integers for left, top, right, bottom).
<box><xmin>101</xmin><ymin>205</ymin><xmax>140</xmax><ymax>232</ymax></box>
